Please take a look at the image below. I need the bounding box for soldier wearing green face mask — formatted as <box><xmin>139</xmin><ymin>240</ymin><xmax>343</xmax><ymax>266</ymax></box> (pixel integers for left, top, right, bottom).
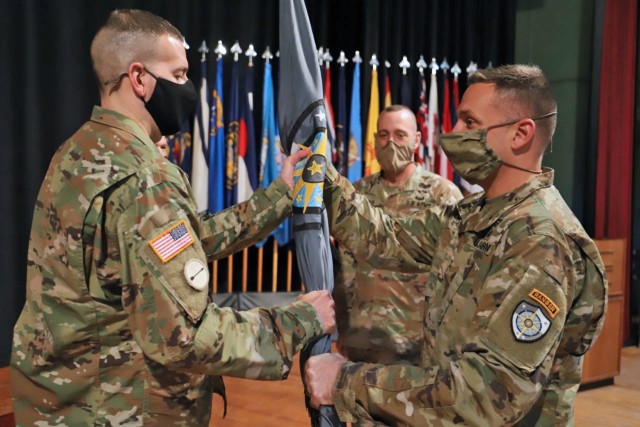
<box><xmin>333</xmin><ymin>105</ymin><xmax>461</xmax><ymax>366</ymax></box>
<box><xmin>10</xmin><ymin>9</ymin><xmax>335</xmax><ymax>426</ymax></box>
<box><xmin>306</xmin><ymin>64</ymin><xmax>606</xmax><ymax>426</ymax></box>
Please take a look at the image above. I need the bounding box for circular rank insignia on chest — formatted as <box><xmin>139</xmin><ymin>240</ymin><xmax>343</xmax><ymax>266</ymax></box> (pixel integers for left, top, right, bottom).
<box><xmin>512</xmin><ymin>301</ymin><xmax>551</xmax><ymax>342</ymax></box>
<box><xmin>183</xmin><ymin>259</ymin><xmax>209</xmax><ymax>291</ymax></box>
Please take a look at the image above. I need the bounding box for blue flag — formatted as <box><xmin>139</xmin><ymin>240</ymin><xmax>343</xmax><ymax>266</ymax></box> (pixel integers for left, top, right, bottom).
<box><xmin>166</xmin><ymin>125</ymin><xmax>192</xmax><ymax>176</ymax></box>
<box><xmin>257</xmin><ymin>62</ymin><xmax>290</xmax><ymax>246</ymax></box>
<box><xmin>208</xmin><ymin>57</ymin><xmax>225</xmax><ymax>214</ymax></box>
<box><xmin>347</xmin><ymin>61</ymin><xmax>362</xmax><ymax>182</ymax></box>
<box><xmin>225</xmin><ymin>60</ymin><xmax>241</xmax><ymax>207</ymax></box>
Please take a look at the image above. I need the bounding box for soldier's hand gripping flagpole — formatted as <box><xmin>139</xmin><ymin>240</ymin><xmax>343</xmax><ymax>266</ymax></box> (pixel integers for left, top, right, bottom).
<box><xmin>278</xmin><ymin>0</ymin><xmax>343</xmax><ymax>426</ymax></box>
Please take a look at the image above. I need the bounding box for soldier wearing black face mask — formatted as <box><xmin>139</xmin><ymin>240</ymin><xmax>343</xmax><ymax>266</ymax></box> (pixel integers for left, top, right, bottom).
<box><xmin>10</xmin><ymin>9</ymin><xmax>336</xmax><ymax>426</ymax></box>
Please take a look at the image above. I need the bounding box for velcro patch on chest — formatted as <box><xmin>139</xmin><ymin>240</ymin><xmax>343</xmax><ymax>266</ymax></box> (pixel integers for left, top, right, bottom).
<box><xmin>512</xmin><ymin>301</ymin><xmax>551</xmax><ymax>342</ymax></box>
<box><xmin>149</xmin><ymin>220</ymin><xmax>194</xmax><ymax>263</ymax></box>
<box><xmin>528</xmin><ymin>288</ymin><xmax>560</xmax><ymax>318</ymax></box>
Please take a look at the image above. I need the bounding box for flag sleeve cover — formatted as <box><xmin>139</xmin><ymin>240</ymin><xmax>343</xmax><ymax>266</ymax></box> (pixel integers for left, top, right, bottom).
<box><xmin>279</xmin><ymin>0</ymin><xmax>343</xmax><ymax>425</ymax></box>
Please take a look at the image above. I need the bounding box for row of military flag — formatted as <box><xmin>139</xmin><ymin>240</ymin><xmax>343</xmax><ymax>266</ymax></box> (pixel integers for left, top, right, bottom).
<box><xmin>165</xmin><ymin>42</ymin><xmax>480</xmax><ymax>244</ymax></box>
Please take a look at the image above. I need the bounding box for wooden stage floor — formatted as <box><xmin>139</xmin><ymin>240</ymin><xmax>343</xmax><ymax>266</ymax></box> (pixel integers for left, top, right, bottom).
<box><xmin>210</xmin><ymin>346</ymin><xmax>640</xmax><ymax>426</ymax></box>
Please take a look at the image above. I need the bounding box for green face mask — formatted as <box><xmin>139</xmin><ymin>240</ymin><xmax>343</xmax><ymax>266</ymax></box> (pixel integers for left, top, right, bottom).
<box><xmin>440</xmin><ymin>112</ymin><xmax>556</xmax><ymax>185</ymax></box>
<box><xmin>374</xmin><ymin>139</ymin><xmax>415</xmax><ymax>174</ymax></box>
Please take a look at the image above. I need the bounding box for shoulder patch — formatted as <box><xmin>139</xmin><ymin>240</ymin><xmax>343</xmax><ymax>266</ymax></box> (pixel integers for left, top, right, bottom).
<box><xmin>512</xmin><ymin>301</ymin><xmax>551</xmax><ymax>342</ymax></box>
<box><xmin>149</xmin><ymin>220</ymin><xmax>194</xmax><ymax>263</ymax></box>
<box><xmin>528</xmin><ymin>288</ymin><xmax>560</xmax><ymax>318</ymax></box>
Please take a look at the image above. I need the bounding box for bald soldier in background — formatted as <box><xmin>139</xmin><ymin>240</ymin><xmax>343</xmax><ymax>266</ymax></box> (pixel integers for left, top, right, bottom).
<box><xmin>334</xmin><ymin>105</ymin><xmax>461</xmax><ymax>366</ymax></box>
<box><xmin>306</xmin><ymin>64</ymin><xmax>606</xmax><ymax>426</ymax></box>
<box><xmin>11</xmin><ymin>9</ymin><xmax>333</xmax><ymax>426</ymax></box>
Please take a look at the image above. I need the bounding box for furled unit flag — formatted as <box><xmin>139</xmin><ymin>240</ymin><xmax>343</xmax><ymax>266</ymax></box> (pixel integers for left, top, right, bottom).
<box><xmin>279</xmin><ymin>0</ymin><xmax>341</xmax><ymax>425</ymax></box>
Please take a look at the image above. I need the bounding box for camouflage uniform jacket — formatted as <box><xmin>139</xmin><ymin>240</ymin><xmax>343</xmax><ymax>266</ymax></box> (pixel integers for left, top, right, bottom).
<box><xmin>334</xmin><ymin>166</ymin><xmax>461</xmax><ymax>365</ymax></box>
<box><xmin>325</xmin><ymin>164</ymin><xmax>606</xmax><ymax>426</ymax></box>
<box><xmin>10</xmin><ymin>107</ymin><xmax>324</xmax><ymax>426</ymax></box>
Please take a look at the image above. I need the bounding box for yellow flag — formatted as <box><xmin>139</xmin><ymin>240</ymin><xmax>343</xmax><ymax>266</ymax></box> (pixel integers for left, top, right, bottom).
<box><xmin>364</xmin><ymin>69</ymin><xmax>381</xmax><ymax>176</ymax></box>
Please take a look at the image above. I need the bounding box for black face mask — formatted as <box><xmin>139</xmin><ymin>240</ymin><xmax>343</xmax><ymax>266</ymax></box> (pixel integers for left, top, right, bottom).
<box><xmin>143</xmin><ymin>68</ymin><xmax>197</xmax><ymax>135</ymax></box>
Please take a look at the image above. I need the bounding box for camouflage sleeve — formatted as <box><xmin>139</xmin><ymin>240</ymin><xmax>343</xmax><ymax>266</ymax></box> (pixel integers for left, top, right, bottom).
<box><xmin>198</xmin><ymin>177</ymin><xmax>292</xmax><ymax>260</ymax></box>
<box><xmin>332</xmin><ymin>245</ymin><xmax>357</xmax><ymax>335</ymax></box>
<box><xmin>324</xmin><ymin>163</ymin><xmax>441</xmax><ymax>273</ymax></box>
<box><xmin>332</xmin><ymin>235</ymin><xmax>578</xmax><ymax>425</ymax></box>
<box><xmin>113</xmin><ymin>178</ymin><xmax>323</xmax><ymax>379</ymax></box>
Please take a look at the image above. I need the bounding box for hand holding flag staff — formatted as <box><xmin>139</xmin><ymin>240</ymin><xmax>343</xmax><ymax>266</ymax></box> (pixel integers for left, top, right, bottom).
<box><xmin>278</xmin><ymin>0</ymin><xmax>343</xmax><ymax>426</ymax></box>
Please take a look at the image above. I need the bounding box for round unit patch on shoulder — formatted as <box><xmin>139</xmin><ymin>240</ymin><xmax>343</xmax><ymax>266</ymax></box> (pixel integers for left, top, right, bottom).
<box><xmin>184</xmin><ymin>259</ymin><xmax>209</xmax><ymax>291</ymax></box>
<box><xmin>512</xmin><ymin>301</ymin><xmax>551</xmax><ymax>342</ymax></box>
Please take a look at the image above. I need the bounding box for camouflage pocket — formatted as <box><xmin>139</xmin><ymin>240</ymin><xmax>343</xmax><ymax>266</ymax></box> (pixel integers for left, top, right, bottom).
<box><xmin>362</xmin><ymin>365</ymin><xmax>455</xmax><ymax>408</ymax></box>
<box><xmin>480</xmin><ymin>264</ymin><xmax>567</xmax><ymax>373</ymax></box>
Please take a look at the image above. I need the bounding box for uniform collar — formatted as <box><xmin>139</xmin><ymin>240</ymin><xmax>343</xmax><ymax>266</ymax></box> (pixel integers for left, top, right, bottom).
<box><xmin>89</xmin><ymin>106</ymin><xmax>156</xmax><ymax>149</ymax></box>
<box><xmin>455</xmin><ymin>167</ymin><xmax>555</xmax><ymax>232</ymax></box>
<box><xmin>376</xmin><ymin>163</ymin><xmax>425</xmax><ymax>191</ymax></box>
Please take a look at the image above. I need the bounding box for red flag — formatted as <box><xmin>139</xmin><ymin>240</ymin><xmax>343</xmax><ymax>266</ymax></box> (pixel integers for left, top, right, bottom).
<box><xmin>324</xmin><ymin>65</ymin><xmax>337</xmax><ymax>163</ymax></box>
<box><xmin>438</xmin><ymin>72</ymin><xmax>454</xmax><ymax>180</ymax></box>
<box><xmin>384</xmin><ymin>72</ymin><xmax>392</xmax><ymax>107</ymax></box>
<box><xmin>453</xmin><ymin>73</ymin><xmax>460</xmax><ymax>111</ymax></box>
<box><xmin>415</xmin><ymin>71</ymin><xmax>427</xmax><ymax>166</ymax></box>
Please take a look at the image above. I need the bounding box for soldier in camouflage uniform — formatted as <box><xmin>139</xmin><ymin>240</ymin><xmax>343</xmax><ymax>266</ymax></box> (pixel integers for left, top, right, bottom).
<box><xmin>305</xmin><ymin>64</ymin><xmax>606</xmax><ymax>426</ymax></box>
<box><xmin>334</xmin><ymin>105</ymin><xmax>461</xmax><ymax>366</ymax></box>
<box><xmin>10</xmin><ymin>10</ymin><xmax>335</xmax><ymax>426</ymax></box>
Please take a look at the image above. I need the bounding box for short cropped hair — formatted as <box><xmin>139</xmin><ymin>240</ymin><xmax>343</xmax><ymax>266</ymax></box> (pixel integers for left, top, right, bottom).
<box><xmin>90</xmin><ymin>9</ymin><xmax>184</xmax><ymax>91</ymax></box>
<box><xmin>469</xmin><ymin>64</ymin><xmax>557</xmax><ymax>147</ymax></box>
<box><xmin>378</xmin><ymin>104</ymin><xmax>419</xmax><ymax>132</ymax></box>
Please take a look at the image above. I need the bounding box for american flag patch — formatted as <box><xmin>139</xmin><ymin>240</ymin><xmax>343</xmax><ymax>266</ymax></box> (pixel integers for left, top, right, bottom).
<box><xmin>149</xmin><ymin>220</ymin><xmax>194</xmax><ymax>263</ymax></box>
